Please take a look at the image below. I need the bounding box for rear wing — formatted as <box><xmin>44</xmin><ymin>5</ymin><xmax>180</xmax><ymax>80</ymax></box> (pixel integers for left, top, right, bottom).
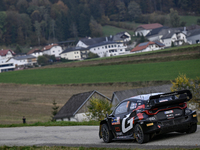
<box><xmin>148</xmin><ymin>90</ymin><xmax>192</xmax><ymax>108</ymax></box>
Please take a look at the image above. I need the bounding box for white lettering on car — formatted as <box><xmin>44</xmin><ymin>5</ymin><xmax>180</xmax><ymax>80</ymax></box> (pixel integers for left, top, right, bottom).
<box><xmin>122</xmin><ymin>114</ymin><xmax>133</xmax><ymax>133</ymax></box>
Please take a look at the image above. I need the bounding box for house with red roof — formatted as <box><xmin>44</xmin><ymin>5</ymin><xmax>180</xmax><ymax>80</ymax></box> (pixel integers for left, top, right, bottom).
<box><xmin>41</xmin><ymin>43</ymin><xmax>63</xmax><ymax>58</ymax></box>
<box><xmin>0</xmin><ymin>49</ymin><xmax>15</xmax><ymax>60</ymax></box>
<box><xmin>135</xmin><ymin>23</ymin><xmax>163</xmax><ymax>37</ymax></box>
<box><xmin>130</xmin><ymin>41</ymin><xmax>165</xmax><ymax>54</ymax></box>
<box><xmin>27</xmin><ymin>49</ymin><xmax>43</xmax><ymax>58</ymax></box>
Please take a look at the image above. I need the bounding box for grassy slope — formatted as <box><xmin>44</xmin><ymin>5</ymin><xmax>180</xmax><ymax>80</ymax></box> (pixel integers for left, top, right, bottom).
<box><xmin>0</xmin><ymin>59</ymin><xmax>199</xmax><ymax>85</ymax></box>
<box><xmin>102</xmin><ymin>25</ymin><xmax>135</xmax><ymax>36</ymax></box>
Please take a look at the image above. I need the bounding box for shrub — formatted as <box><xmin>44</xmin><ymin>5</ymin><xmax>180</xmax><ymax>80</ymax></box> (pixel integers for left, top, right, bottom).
<box><xmin>86</xmin><ymin>97</ymin><xmax>112</xmax><ymax>121</ymax></box>
<box><xmin>171</xmin><ymin>74</ymin><xmax>200</xmax><ymax>103</ymax></box>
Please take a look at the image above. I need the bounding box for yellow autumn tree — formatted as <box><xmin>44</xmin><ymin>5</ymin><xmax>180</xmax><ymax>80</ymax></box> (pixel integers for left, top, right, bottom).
<box><xmin>86</xmin><ymin>97</ymin><xmax>112</xmax><ymax>122</ymax></box>
<box><xmin>171</xmin><ymin>74</ymin><xmax>200</xmax><ymax>103</ymax></box>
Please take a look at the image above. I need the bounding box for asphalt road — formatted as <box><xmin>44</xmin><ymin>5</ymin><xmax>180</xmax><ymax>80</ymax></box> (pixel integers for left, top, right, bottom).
<box><xmin>0</xmin><ymin>126</ymin><xmax>200</xmax><ymax>149</ymax></box>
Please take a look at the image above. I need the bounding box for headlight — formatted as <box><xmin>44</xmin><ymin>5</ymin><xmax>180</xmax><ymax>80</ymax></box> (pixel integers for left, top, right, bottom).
<box><xmin>185</xmin><ymin>108</ymin><xmax>192</xmax><ymax>115</ymax></box>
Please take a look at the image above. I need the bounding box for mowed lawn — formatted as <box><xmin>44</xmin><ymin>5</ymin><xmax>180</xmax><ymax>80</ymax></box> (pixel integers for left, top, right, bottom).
<box><xmin>0</xmin><ymin>59</ymin><xmax>199</xmax><ymax>85</ymax></box>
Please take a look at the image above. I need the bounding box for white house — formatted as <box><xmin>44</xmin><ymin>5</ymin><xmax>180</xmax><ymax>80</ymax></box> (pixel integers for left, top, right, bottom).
<box><xmin>42</xmin><ymin>44</ymin><xmax>63</xmax><ymax>58</ymax></box>
<box><xmin>8</xmin><ymin>55</ymin><xmax>37</xmax><ymax>68</ymax></box>
<box><xmin>186</xmin><ymin>28</ymin><xmax>200</xmax><ymax>44</ymax></box>
<box><xmin>89</xmin><ymin>41</ymin><xmax>127</xmax><ymax>57</ymax></box>
<box><xmin>135</xmin><ymin>23</ymin><xmax>163</xmax><ymax>36</ymax></box>
<box><xmin>27</xmin><ymin>49</ymin><xmax>43</xmax><ymax>58</ymax></box>
<box><xmin>130</xmin><ymin>41</ymin><xmax>165</xmax><ymax>53</ymax></box>
<box><xmin>60</xmin><ymin>47</ymin><xmax>89</xmax><ymax>60</ymax></box>
<box><xmin>112</xmin><ymin>32</ymin><xmax>131</xmax><ymax>43</ymax></box>
<box><xmin>0</xmin><ymin>49</ymin><xmax>15</xmax><ymax>61</ymax></box>
<box><xmin>160</xmin><ymin>29</ymin><xmax>187</xmax><ymax>47</ymax></box>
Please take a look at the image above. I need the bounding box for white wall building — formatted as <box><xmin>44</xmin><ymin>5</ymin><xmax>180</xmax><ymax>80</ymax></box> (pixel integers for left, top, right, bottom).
<box><xmin>42</xmin><ymin>44</ymin><xmax>63</xmax><ymax>57</ymax></box>
<box><xmin>89</xmin><ymin>41</ymin><xmax>127</xmax><ymax>57</ymax></box>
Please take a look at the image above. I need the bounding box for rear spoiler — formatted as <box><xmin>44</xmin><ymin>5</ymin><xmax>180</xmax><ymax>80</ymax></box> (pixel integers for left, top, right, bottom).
<box><xmin>148</xmin><ymin>90</ymin><xmax>192</xmax><ymax>108</ymax></box>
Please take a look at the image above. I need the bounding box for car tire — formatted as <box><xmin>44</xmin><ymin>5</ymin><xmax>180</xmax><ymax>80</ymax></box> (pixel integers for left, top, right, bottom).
<box><xmin>134</xmin><ymin>124</ymin><xmax>149</xmax><ymax>144</ymax></box>
<box><xmin>186</xmin><ymin>123</ymin><xmax>197</xmax><ymax>134</ymax></box>
<box><xmin>101</xmin><ymin>124</ymin><xmax>113</xmax><ymax>143</ymax></box>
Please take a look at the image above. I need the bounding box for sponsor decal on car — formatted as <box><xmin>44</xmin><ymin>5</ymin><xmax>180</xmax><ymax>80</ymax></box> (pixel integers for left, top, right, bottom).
<box><xmin>115</xmin><ymin>127</ymin><xmax>120</xmax><ymax>132</ymax></box>
<box><xmin>166</xmin><ymin>114</ymin><xmax>174</xmax><ymax>119</ymax></box>
<box><xmin>112</xmin><ymin>117</ymin><xmax>120</xmax><ymax>125</ymax></box>
<box><xmin>122</xmin><ymin>114</ymin><xmax>133</xmax><ymax>133</ymax></box>
<box><xmin>164</xmin><ymin>110</ymin><xmax>173</xmax><ymax>114</ymax></box>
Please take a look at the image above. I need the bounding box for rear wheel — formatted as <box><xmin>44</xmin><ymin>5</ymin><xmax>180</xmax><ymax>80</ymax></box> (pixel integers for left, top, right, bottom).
<box><xmin>101</xmin><ymin>124</ymin><xmax>113</xmax><ymax>143</ymax></box>
<box><xmin>186</xmin><ymin>123</ymin><xmax>197</xmax><ymax>134</ymax></box>
<box><xmin>134</xmin><ymin>124</ymin><xmax>149</xmax><ymax>144</ymax></box>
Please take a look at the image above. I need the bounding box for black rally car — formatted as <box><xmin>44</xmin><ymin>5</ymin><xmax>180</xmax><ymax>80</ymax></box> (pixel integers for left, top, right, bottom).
<box><xmin>99</xmin><ymin>90</ymin><xmax>198</xmax><ymax>144</ymax></box>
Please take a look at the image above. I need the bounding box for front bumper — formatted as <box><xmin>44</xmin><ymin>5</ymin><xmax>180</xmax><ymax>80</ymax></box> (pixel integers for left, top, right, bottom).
<box><xmin>143</xmin><ymin>111</ymin><xmax>198</xmax><ymax>134</ymax></box>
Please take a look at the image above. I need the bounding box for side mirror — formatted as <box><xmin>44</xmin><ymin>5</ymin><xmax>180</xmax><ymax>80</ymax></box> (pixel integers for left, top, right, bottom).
<box><xmin>106</xmin><ymin>114</ymin><xmax>108</xmax><ymax>118</ymax></box>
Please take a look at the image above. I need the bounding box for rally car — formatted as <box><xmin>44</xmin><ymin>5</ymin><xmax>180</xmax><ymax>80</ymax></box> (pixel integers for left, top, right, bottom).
<box><xmin>99</xmin><ymin>90</ymin><xmax>198</xmax><ymax>144</ymax></box>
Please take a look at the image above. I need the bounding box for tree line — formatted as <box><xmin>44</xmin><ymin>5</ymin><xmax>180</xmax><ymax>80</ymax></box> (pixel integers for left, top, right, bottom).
<box><xmin>0</xmin><ymin>0</ymin><xmax>199</xmax><ymax>47</ymax></box>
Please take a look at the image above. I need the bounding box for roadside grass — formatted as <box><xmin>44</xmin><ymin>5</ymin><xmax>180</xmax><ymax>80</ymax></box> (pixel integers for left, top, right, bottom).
<box><xmin>0</xmin><ymin>59</ymin><xmax>199</xmax><ymax>85</ymax></box>
<box><xmin>0</xmin><ymin>120</ymin><xmax>199</xmax><ymax>128</ymax></box>
<box><xmin>1</xmin><ymin>146</ymin><xmax>199</xmax><ymax>150</ymax></box>
<box><xmin>0</xmin><ymin>121</ymin><xmax>99</xmax><ymax>128</ymax></box>
<box><xmin>1</xmin><ymin>146</ymin><xmax>200</xmax><ymax>150</ymax></box>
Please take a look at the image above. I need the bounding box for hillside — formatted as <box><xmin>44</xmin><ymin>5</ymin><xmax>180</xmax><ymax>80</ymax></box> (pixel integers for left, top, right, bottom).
<box><xmin>38</xmin><ymin>44</ymin><xmax>200</xmax><ymax>69</ymax></box>
<box><xmin>0</xmin><ymin>44</ymin><xmax>200</xmax><ymax>124</ymax></box>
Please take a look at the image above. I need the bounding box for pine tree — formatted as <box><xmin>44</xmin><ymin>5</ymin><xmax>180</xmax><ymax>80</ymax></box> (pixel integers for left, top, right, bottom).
<box><xmin>51</xmin><ymin>100</ymin><xmax>59</xmax><ymax>121</ymax></box>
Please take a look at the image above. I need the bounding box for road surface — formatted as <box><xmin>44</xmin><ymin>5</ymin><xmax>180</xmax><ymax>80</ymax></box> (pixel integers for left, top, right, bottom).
<box><xmin>0</xmin><ymin>126</ymin><xmax>200</xmax><ymax>149</ymax></box>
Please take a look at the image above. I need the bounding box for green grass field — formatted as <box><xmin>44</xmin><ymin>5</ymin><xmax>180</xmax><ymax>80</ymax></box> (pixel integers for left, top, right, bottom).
<box><xmin>180</xmin><ymin>15</ymin><xmax>200</xmax><ymax>26</ymax></box>
<box><xmin>0</xmin><ymin>59</ymin><xmax>199</xmax><ymax>85</ymax></box>
<box><xmin>102</xmin><ymin>25</ymin><xmax>134</xmax><ymax>36</ymax></box>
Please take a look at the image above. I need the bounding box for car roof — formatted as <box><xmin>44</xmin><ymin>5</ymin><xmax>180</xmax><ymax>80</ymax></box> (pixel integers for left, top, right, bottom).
<box><xmin>125</xmin><ymin>93</ymin><xmax>163</xmax><ymax>101</ymax></box>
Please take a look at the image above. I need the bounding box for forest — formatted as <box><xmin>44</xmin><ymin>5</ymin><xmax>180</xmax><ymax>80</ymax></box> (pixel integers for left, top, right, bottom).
<box><xmin>0</xmin><ymin>0</ymin><xmax>200</xmax><ymax>47</ymax></box>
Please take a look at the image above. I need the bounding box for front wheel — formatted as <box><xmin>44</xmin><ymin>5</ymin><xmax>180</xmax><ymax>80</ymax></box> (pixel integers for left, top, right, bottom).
<box><xmin>134</xmin><ymin>124</ymin><xmax>149</xmax><ymax>144</ymax></box>
<box><xmin>101</xmin><ymin>124</ymin><xmax>113</xmax><ymax>143</ymax></box>
<box><xmin>186</xmin><ymin>123</ymin><xmax>197</xmax><ymax>134</ymax></box>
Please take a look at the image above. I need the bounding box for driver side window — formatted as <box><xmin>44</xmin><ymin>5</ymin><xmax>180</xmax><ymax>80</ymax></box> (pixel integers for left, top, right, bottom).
<box><xmin>115</xmin><ymin>101</ymin><xmax>129</xmax><ymax>115</ymax></box>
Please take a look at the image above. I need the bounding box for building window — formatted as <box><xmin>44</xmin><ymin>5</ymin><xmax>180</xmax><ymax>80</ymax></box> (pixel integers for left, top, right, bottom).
<box><xmin>105</xmin><ymin>46</ymin><xmax>107</xmax><ymax>48</ymax></box>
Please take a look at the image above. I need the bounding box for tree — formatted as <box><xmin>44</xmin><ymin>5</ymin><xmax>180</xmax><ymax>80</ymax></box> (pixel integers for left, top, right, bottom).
<box><xmin>87</xmin><ymin>52</ymin><xmax>99</xmax><ymax>59</ymax></box>
<box><xmin>86</xmin><ymin>97</ymin><xmax>112</xmax><ymax>121</ymax></box>
<box><xmin>37</xmin><ymin>55</ymin><xmax>49</xmax><ymax>65</ymax></box>
<box><xmin>169</xmin><ymin>8</ymin><xmax>180</xmax><ymax>27</ymax></box>
<box><xmin>128</xmin><ymin>1</ymin><xmax>142</xmax><ymax>21</ymax></box>
<box><xmin>89</xmin><ymin>18</ymin><xmax>103</xmax><ymax>37</ymax></box>
<box><xmin>51</xmin><ymin>100</ymin><xmax>59</xmax><ymax>121</ymax></box>
<box><xmin>34</xmin><ymin>21</ymin><xmax>41</xmax><ymax>46</ymax></box>
<box><xmin>171</xmin><ymin>74</ymin><xmax>200</xmax><ymax>103</ymax></box>
<box><xmin>0</xmin><ymin>11</ymin><xmax>7</xmax><ymax>43</ymax></box>
<box><xmin>15</xmin><ymin>44</ymin><xmax>22</xmax><ymax>54</ymax></box>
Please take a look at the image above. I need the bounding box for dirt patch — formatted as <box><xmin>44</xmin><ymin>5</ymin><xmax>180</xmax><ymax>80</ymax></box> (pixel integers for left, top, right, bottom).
<box><xmin>0</xmin><ymin>81</ymin><xmax>171</xmax><ymax>124</ymax></box>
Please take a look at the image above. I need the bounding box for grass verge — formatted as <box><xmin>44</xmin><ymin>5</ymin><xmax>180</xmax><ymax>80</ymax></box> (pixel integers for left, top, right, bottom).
<box><xmin>1</xmin><ymin>146</ymin><xmax>199</xmax><ymax>150</ymax></box>
<box><xmin>0</xmin><ymin>121</ymin><xmax>99</xmax><ymax>128</ymax></box>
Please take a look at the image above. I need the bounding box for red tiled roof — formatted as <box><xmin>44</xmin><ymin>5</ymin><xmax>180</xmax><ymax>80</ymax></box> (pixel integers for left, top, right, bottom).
<box><xmin>131</xmin><ymin>42</ymin><xmax>155</xmax><ymax>52</ymax></box>
<box><xmin>27</xmin><ymin>49</ymin><xmax>40</xmax><ymax>55</ymax></box>
<box><xmin>137</xmin><ymin>23</ymin><xmax>163</xmax><ymax>30</ymax></box>
<box><xmin>0</xmin><ymin>49</ymin><xmax>15</xmax><ymax>56</ymax></box>
<box><xmin>42</xmin><ymin>44</ymin><xmax>58</xmax><ymax>51</ymax></box>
